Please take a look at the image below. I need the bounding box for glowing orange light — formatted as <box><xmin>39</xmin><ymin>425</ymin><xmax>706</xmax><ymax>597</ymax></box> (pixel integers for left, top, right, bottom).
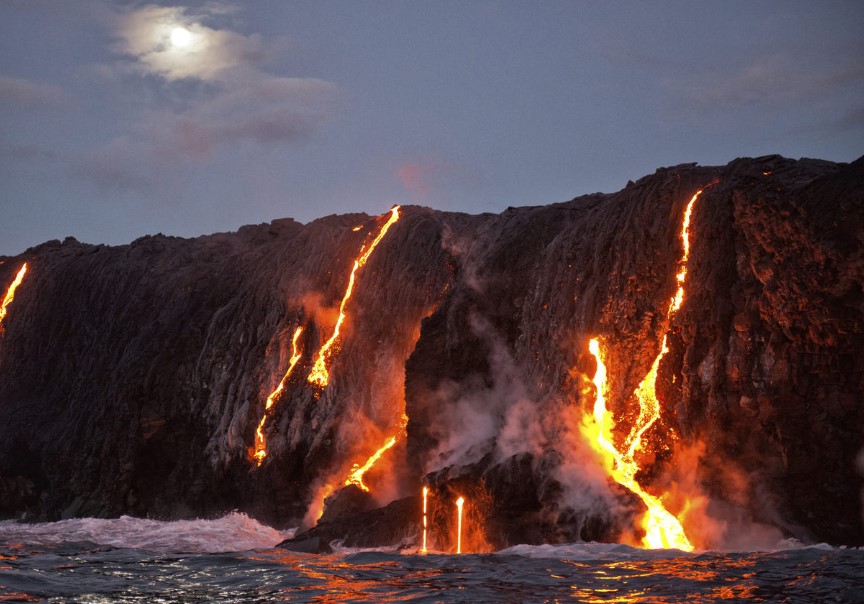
<box><xmin>343</xmin><ymin>435</ymin><xmax>398</xmax><ymax>492</ymax></box>
<box><xmin>581</xmin><ymin>190</ymin><xmax>704</xmax><ymax>551</ymax></box>
<box><xmin>352</xmin><ymin>225</ymin><xmax>364</xmax><ymax>231</ymax></box>
<box><xmin>307</xmin><ymin>207</ymin><xmax>401</xmax><ymax>388</ymax></box>
<box><xmin>455</xmin><ymin>496</ymin><xmax>465</xmax><ymax>554</ymax></box>
<box><xmin>422</xmin><ymin>486</ymin><xmax>428</xmax><ymax>553</ymax></box>
<box><xmin>0</xmin><ymin>263</ymin><xmax>28</xmax><ymax>333</ymax></box>
<box><xmin>585</xmin><ymin>339</ymin><xmax>692</xmax><ymax>550</ymax></box>
<box><xmin>253</xmin><ymin>326</ymin><xmax>304</xmax><ymax>466</ymax></box>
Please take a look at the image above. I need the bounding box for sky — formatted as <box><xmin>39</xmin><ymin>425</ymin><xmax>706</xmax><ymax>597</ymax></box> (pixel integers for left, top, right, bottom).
<box><xmin>1</xmin><ymin>1</ymin><xmax>862</xmax><ymax>256</ymax></box>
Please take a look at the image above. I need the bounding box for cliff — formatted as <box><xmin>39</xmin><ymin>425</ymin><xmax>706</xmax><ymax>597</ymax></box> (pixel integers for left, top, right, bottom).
<box><xmin>1</xmin><ymin>155</ymin><xmax>862</xmax><ymax>548</ymax></box>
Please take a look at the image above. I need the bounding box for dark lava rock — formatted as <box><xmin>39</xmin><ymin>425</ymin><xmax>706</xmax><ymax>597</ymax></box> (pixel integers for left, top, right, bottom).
<box><xmin>1</xmin><ymin>156</ymin><xmax>862</xmax><ymax>548</ymax></box>
<box><xmin>280</xmin><ymin>494</ymin><xmax>420</xmax><ymax>552</ymax></box>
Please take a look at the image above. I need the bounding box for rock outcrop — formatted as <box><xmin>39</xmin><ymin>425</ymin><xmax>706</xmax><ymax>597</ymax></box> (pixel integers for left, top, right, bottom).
<box><xmin>1</xmin><ymin>156</ymin><xmax>862</xmax><ymax>548</ymax></box>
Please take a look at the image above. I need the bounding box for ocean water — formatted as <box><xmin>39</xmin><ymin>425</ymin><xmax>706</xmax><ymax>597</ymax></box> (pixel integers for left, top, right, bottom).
<box><xmin>1</xmin><ymin>514</ymin><xmax>862</xmax><ymax>603</ymax></box>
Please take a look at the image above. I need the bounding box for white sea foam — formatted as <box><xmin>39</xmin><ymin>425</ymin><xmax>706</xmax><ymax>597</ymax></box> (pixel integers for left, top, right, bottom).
<box><xmin>497</xmin><ymin>539</ymin><xmax>839</xmax><ymax>560</ymax></box>
<box><xmin>0</xmin><ymin>512</ymin><xmax>295</xmax><ymax>553</ymax></box>
<box><xmin>497</xmin><ymin>542</ymin><xmax>689</xmax><ymax>560</ymax></box>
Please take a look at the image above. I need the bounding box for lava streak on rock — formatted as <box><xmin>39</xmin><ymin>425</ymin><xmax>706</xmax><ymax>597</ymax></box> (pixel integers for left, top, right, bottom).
<box><xmin>0</xmin><ymin>263</ymin><xmax>27</xmax><ymax>334</ymax></box>
<box><xmin>307</xmin><ymin>206</ymin><xmax>401</xmax><ymax>388</ymax></box>
<box><xmin>253</xmin><ymin>325</ymin><xmax>305</xmax><ymax>466</ymax></box>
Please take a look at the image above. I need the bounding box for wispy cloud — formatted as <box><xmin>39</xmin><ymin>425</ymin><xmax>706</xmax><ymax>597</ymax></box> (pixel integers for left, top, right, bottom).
<box><xmin>74</xmin><ymin>3</ymin><xmax>337</xmax><ymax>193</ymax></box>
<box><xmin>113</xmin><ymin>4</ymin><xmax>265</xmax><ymax>83</ymax></box>
<box><xmin>684</xmin><ymin>54</ymin><xmax>864</xmax><ymax>109</ymax></box>
<box><xmin>0</xmin><ymin>75</ymin><xmax>67</xmax><ymax>109</ymax></box>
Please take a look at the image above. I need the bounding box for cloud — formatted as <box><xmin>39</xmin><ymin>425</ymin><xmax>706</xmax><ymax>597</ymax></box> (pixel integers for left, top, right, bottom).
<box><xmin>395</xmin><ymin>158</ymin><xmax>471</xmax><ymax>200</ymax></box>
<box><xmin>73</xmin><ymin>3</ymin><xmax>337</xmax><ymax>192</ymax></box>
<box><xmin>0</xmin><ymin>75</ymin><xmax>67</xmax><ymax>109</ymax></box>
<box><xmin>113</xmin><ymin>4</ymin><xmax>264</xmax><ymax>83</ymax></box>
<box><xmin>685</xmin><ymin>54</ymin><xmax>864</xmax><ymax>109</ymax></box>
<box><xmin>71</xmin><ymin>138</ymin><xmax>157</xmax><ymax>193</ymax></box>
<box><xmin>397</xmin><ymin>163</ymin><xmax>433</xmax><ymax>196</ymax></box>
<box><xmin>0</xmin><ymin>144</ymin><xmax>57</xmax><ymax>163</ymax></box>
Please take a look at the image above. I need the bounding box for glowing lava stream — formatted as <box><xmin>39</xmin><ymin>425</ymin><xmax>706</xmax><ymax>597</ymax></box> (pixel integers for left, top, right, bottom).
<box><xmin>422</xmin><ymin>486</ymin><xmax>428</xmax><ymax>553</ymax></box>
<box><xmin>588</xmin><ymin>339</ymin><xmax>691</xmax><ymax>550</ymax></box>
<box><xmin>0</xmin><ymin>263</ymin><xmax>28</xmax><ymax>332</ymax></box>
<box><xmin>343</xmin><ymin>435</ymin><xmax>397</xmax><ymax>491</ymax></box>
<box><xmin>583</xmin><ymin>190</ymin><xmax>703</xmax><ymax>551</ymax></box>
<box><xmin>307</xmin><ymin>206</ymin><xmax>401</xmax><ymax>388</ymax></box>
<box><xmin>455</xmin><ymin>497</ymin><xmax>465</xmax><ymax>554</ymax></box>
<box><xmin>253</xmin><ymin>325</ymin><xmax>304</xmax><ymax>466</ymax></box>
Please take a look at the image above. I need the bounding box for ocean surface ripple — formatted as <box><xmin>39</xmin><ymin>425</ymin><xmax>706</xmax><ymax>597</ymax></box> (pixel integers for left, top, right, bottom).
<box><xmin>1</xmin><ymin>515</ymin><xmax>862</xmax><ymax>602</ymax></box>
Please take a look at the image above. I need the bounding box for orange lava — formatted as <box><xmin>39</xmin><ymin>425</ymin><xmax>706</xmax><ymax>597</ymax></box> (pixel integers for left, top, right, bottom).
<box><xmin>455</xmin><ymin>496</ymin><xmax>465</xmax><ymax>554</ymax></box>
<box><xmin>343</xmin><ymin>435</ymin><xmax>397</xmax><ymax>492</ymax></box>
<box><xmin>581</xmin><ymin>190</ymin><xmax>703</xmax><ymax>551</ymax></box>
<box><xmin>253</xmin><ymin>325</ymin><xmax>304</xmax><ymax>466</ymax></box>
<box><xmin>586</xmin><ymin>338</ymin><xmax>692</xmax><ymax>550</ymax></box>
<box><xmin>422</xmin><ymin>486</ymin><xmax>429</xmax><ymax>553</ymax></box>
<box><xmin>0</xmin><ymin>263</ymin><xmax>28</xmax><ymax>333</ymax></box>
<box><xmin>307</xmin><ymin>207</ymin><xmax>401</xmax><ymax>388</ymax></box>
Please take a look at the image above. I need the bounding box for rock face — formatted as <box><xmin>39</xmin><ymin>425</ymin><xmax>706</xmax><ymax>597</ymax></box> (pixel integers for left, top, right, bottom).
<box><xmin>1</xmin><ymin>156</ymin><xmax>862</xmax><ymax>548</ymax></box>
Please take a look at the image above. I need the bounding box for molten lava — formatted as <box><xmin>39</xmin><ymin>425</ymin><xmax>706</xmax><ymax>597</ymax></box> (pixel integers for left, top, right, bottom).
<box><xmin>343</xmin><ymin>435</ymin><xmax>397</xmax><ymax>492</ymax></box>
<box><xmin>307</xmin><ymin>207</ymin><xmax>401</xmax><ymax>388</ymax></box>
<box><xmin>582</xmin><ymin>190</ymin><xmax>703</xmax><ymax>551</ymax></box>
<box><xmin>253</xmin><ymin>325</ymin><xmax>304</xmax><ymax>466</ymax></box>
<box><xmin>422</xmin><ymin>486</ymin><xmax>429</xmax><ymax>553</ymax></box>
<box><xmin>587</xmin><ymin>338</ymin><xmax>692</xmax><ymax>550</ymax></box>
<box><xmin>0</xmin><ymin>263</ymin><xmax>28</xmax><ymax>333</ymax></box>
<box><xmin>455</xmin><ymin>496</ymin><xmax>465</xmax><ymax>554</ymax></box>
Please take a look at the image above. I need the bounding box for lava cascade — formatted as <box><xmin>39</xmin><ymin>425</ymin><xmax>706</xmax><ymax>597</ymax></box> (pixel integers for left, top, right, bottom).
<box><xmin>0</xmin><ymin>263</ymin><xmax>28</xmax><ymax>333</ymax></box>
<box><xmin>307</xmin><ymin>206</ymin><xmax>401</xmax><ymax>388</ymax></box>
<box><xmin>583</xmin><ymin>190</ymin><xmax>703</xmax><ymax>551</ymax></box>
<box><xmin>252</xmin><ymin>325</ymin><xmax>304</xmax><ymax>466</ymax></box>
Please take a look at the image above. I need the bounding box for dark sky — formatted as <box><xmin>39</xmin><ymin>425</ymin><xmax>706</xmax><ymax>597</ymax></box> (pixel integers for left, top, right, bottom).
<box><xmin>1</xmin><ymin>1</ymin><xmax>862</xmax><ymax>256</ymax></box>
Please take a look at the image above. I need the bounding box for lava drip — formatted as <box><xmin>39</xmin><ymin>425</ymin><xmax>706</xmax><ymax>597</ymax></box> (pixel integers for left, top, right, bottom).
<box><xmin>0</xmin><ymin>263</ymin><xmax>28</xmax><ymax>334</ymax></box>
<box><xmin>421</xmin><ymin>486</ymin><xmax>428</xmax><ymax>553</ymax></box>
<box><xmin>582</xmin><ymin>190</ymin><xmax>703</xmax><ymax>551</ymax></box>
<box><xmin>307</xmin><ymin>206</ymin><xmax>401</xmax><ymax>388</ymax></box>
<box><xmin>455</xmin><ymin>496</ymin><xmax>465</xmax><ymax>554</ymax></box>
<box><xmin>252</xmin><ymin>325</ymin><xmax>305</xmax><ymax>466</ymax></box>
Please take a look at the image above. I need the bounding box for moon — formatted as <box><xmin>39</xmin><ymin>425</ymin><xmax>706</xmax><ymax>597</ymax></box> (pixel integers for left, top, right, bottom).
<box><xmin>170</xmin><ymin>27</ymin><xmax>194</xmax><ymax>48</ymax></box>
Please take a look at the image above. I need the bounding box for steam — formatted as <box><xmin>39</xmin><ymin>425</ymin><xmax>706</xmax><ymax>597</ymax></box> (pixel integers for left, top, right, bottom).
<box><xmin>422</xmin><ymin>315</ymin><xmax>537</xmax><ymax>473</ymax></box>
<box><xmin>655</xmin><ymin>440</ymin><xmax>784</xmax><ymax>550</ymax></box>
<box><xmin>419</xmin><ymin>313</ymin><xmax>623</xmax><ymax>532</ymax></box>
<box><xmin>296</xmin><ymin>291</ymin><xmax>339</xmax><ymax>332</ymax></box>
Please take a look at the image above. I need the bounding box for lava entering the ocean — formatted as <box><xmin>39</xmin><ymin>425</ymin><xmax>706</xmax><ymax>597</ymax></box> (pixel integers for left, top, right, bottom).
<box><xmin>307</xmin><ymin>206</ymin><xmax>401</xmax><ymax>388</ymax></box>
<box><xmin>422</xmin><ymin>486</ymin><xmax>429</xmax><ymax>553</ymax></box>
<box><xmin>253</xmin><ymin>326</ymin><xmax>305</xmax><ymax>466</ymax></box>
<box><xmin>455</xmin><ymin>496</ymin><xmax>465</xmax><ymax>554</ymax></box>
<box><xmin>582</xmin><ymin>190</ymin><xmax>704</xmax><ymax>551</ymax></box>
<box><xmin>0</xmin><ymin>263</ymin><xmax>28</xmax><ymax>334</ymax></box>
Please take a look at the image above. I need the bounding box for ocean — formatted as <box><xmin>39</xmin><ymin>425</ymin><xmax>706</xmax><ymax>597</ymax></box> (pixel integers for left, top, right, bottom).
<box><xmin>1</xmin><ymin>514</ymin><xmax>862</xmax><ymax>602</ymax></box>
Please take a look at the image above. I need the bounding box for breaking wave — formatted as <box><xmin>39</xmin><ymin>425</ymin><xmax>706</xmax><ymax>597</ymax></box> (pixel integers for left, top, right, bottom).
<box><xmin>0</xmin><ymin>512</ymin><xmax>294</xmax><ymax>553</ymax></box>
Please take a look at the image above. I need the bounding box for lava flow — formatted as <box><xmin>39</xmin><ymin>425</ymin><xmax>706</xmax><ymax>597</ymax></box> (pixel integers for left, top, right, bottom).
<box><xmin>455</xmin><ymin>496</ymin><xmax>465</xmax><ymax>554</ymax></box>
<box><xmin>343</xmin><ymin>435</ymin><xmax>397</xmax><ymax>492</ymax></box>
<box><xmin>307</xmin><ymin>206</ymin><xmax>401</xmax><ymax>388</ymax></box>
<box><xmin>0</xmin><ymin>263</ymin><xmax>28</xmax><ymax>333</ymax></box>
<box><xmin>422</xmin><ymin>486</ymin><xmax>429</xmax><ymax>553</ymax></box>
<box><xmin>587</xmin><ymin>338</ymin><xmax>691</xmax><ymax>550</ymax></box>
<box><xmin>253</xmin><ymin>325</ymin><xmax>304</xmax><ymax>466</ymax></box>
<box><xmin>582</xmin><ymin>190</ymin><xmax>703</xmax><ymax>551</ymax></box>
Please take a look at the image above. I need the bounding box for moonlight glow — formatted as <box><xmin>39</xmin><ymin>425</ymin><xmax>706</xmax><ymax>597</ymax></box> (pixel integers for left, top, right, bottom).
<box><xmin>170</xmin><ymin>26</ymin><xmax>194</xmax><ymax>48</ymax></box>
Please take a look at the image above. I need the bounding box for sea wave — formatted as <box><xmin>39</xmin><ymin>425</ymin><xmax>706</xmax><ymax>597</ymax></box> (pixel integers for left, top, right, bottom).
<box><xmin>0</xmin><ymin>512</ymin><xmax>295</xmax><ymax>553</ymax></box>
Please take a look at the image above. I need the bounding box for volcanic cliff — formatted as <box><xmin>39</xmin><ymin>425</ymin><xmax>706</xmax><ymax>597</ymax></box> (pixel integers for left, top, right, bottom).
<box><xmin>1</xmin><ymin>155</ymin><xmax>862</xmax><ymax>549</ymax></box>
